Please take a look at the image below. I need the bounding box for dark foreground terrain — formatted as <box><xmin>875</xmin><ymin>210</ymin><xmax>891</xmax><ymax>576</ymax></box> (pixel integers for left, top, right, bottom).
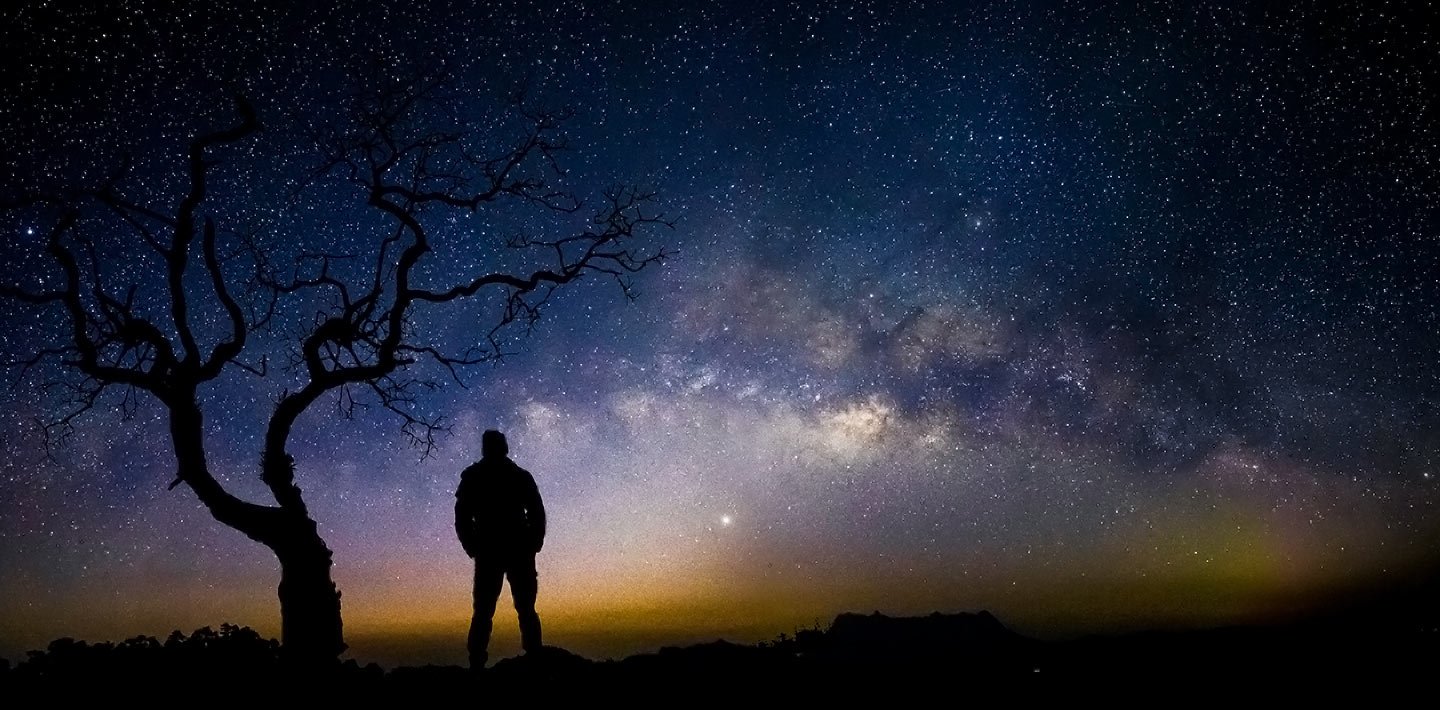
<box><xmin>4</xmin><ymin>609</ymin><xmax>1438</xmax><ymax>697</ymax></box>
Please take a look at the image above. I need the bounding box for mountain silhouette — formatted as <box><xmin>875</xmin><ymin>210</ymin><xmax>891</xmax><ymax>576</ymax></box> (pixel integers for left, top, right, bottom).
<box><xmin>3</xmin><ymin>609</ymin><xmax>1437</xmax><ymax>695</ymax></box>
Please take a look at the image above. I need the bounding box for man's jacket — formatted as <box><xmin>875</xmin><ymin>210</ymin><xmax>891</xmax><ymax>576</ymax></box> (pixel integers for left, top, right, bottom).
<box><xmin>455</xmin><ymin>456</ymin><xmax>546</xmax><ymax>558</ymax></box>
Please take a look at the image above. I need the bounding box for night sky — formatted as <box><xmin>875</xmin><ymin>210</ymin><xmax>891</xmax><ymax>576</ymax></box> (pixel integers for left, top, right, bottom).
<box><xmin>2</xmin><ymin>1</ymin><xmax>1439</xmax><ymax>666</ymax></box>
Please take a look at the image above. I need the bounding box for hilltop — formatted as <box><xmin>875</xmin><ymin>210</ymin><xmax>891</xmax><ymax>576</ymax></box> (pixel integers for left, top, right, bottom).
<box><xmin>3</xmin><ymin>609</ymin><xmax>1436</xmax><ymax>696</ymax></box>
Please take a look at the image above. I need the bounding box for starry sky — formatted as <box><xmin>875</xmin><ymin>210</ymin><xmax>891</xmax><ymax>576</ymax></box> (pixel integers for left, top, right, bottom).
<box><xmin>2</xmin><ymin>0</ymin><xmax>1439</xmax><ymax>666</ymax></box>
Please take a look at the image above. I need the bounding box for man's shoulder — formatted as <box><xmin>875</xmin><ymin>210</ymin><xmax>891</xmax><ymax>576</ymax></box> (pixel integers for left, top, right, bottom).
<box><xmin>456</xmin><ymin>461</ymin><xmax>486</xmax><ymax>495</ymax></box>
<box><xmin>457</xmin><ymin>458</ymin><xmax>529</xmax><ymax>479</ymax></box>
<box><xmin>509</xmin><ymin>461</ymin><xmax>537</xmax><ymax>481</ymax></box>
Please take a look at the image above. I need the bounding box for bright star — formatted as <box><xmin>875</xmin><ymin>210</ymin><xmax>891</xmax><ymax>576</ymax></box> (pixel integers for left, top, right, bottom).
<box><xmin>720</xmin><ymin>514</ymin><xmax>733</xmax><ymax>527</ymax></box>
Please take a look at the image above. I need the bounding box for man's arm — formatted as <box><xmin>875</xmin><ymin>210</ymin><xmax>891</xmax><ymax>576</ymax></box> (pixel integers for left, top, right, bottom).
<box><xmin>524</xmin><ymin>472</ymin><xmax>546</xmax><ymax>553</ymax></box>
<box><xmin>455</xmin><ymin>479</ymin><xmax>478</xmax><ymax>557</ymax></box>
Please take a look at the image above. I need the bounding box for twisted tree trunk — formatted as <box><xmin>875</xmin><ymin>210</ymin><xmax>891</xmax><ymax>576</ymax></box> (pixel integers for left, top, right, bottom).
<box><xmin>274</xmin><ymin>522</ymin><xmax>345</xmax><ymax>664</ymax></box>
<box><xmin>166</xmin><ymin>395</ymin><xmax>345</xmax><ymax>666</ymax></box>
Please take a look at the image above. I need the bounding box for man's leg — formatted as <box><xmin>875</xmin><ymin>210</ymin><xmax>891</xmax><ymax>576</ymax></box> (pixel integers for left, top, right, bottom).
<box><xmin>509</xmin><ymin>554</ymin><xmax>542</xmax><ymax>653</ymax></box>
<box><xmin>469</xmin><ymin>560</ymin><xmax>504</xmax><ymax>668</ymax></box>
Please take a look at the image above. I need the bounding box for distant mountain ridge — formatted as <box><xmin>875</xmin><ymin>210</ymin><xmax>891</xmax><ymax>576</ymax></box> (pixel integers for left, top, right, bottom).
<box><xmin>4</xmin><ymin>608</ymin><xmax>1438</xmax><ymax>693</ymax></box>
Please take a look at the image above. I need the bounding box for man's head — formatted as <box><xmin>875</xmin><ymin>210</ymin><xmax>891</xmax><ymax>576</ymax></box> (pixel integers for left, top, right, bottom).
<box><xmin>482</xmin><ymin>429</ymin><xmax>509</xmax><ymax>459</ymax></box>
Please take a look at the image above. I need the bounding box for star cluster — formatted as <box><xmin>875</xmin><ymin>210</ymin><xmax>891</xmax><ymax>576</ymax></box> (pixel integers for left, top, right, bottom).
<box><xmin>2</xmin><ymin>1</ymin><xmax>1438</xmax><ymax>666</ymax></box>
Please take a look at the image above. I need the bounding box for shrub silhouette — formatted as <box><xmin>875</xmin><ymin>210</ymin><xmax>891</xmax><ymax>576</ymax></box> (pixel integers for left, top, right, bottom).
<box><xmin>13</xmin><ymin>624</ymin><xmax>282</xmax><ymax>686</ymax></box>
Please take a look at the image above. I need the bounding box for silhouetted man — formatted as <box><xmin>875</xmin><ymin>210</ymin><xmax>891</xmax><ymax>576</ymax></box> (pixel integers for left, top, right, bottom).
<box><xmin>455</xmin><ymin>430</ymin><xmax>546</xmax><ymax>668</ymax></box>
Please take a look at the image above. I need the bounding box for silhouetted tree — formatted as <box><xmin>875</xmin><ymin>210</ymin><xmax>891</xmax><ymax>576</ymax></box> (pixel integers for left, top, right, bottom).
<box><xmin>1</xmin><ymin>73</ymin><xmax>669</xmax><ymax>666</ymax></box>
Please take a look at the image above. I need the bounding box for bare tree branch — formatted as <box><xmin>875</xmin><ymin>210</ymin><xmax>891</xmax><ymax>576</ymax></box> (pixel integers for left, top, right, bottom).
<box><xmin>168</xmin><ymin>95</ymin><xmax>262</xmax><ymax>369</ymax></box>
<box><xmin>242</xmin><ymin>76</ymin><xmax>670</xmax><ymax>486</ymax></box>
<box><xmin>198</xmin><ymin>218</ymin><xmax>250</xmax><ymax>381</ymax></box>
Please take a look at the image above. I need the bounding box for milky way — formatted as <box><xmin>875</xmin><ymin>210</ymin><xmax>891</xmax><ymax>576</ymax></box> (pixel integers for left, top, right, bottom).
<box><xmin>2</xmin><ymin>1</ymin><xmax>1438</xmax><ymax>666</ymax></box>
